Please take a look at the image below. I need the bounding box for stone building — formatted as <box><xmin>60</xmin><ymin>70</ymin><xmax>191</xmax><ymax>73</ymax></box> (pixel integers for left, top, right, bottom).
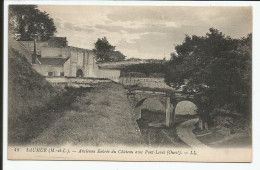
<box><xmin>19</xmin><ymin>37</ymin><xmax>120</xmax><ymax>81</ymax></box>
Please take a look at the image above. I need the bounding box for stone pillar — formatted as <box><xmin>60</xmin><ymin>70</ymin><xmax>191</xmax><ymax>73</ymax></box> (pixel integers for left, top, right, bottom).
<box><xmin>133</xmin><ymin>106</ymin><xmax>142</xmax><ymax>120</ymax></box>
<box><xmin>32</xmin><ymin>39</ymin><xmax>37</xmax><ymax>64</ymax></box>
<box><xmin>165</xmin><ymin>97</ymin><xmax>174</xmax><ymax>127</ymax></box>
<box><xmin>198</xmin><ymin>119</ymin><xmax>203</xmax><ymax>130</ymax></box>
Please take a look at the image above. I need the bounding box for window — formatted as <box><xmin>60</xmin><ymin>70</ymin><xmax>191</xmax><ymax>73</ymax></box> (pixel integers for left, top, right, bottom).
<box><xmin>60</xmin><ymin>72</ymin><xmax>64</xmax><ymax>77</ymax></box>
<box><xmin>48</xmin><ymin>72</ymin><xmax>54</xmax><ymax>77</ymax></box>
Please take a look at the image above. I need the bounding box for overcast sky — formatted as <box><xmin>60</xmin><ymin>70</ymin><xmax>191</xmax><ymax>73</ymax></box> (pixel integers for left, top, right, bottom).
<box><xmin>37</xmin><ymin>5</ymin><xmax>252</xmax><ymax>60</ymax></box>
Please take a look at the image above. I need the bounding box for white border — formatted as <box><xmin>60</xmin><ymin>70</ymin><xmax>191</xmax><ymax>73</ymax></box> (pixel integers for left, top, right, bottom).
<box><xmin>3</xmin><ymin>1</ymin><xmax>260</xmax><ymax>170</ymax></box>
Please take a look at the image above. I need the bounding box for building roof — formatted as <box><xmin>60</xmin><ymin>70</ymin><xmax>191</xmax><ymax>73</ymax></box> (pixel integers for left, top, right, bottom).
<box><xmin>38</xmin><ymin>58</ymin><xmax>69</xmax><ymax>66</ymax></box>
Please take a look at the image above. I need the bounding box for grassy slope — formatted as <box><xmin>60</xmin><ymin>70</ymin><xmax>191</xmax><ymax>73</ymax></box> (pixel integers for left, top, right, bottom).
<box><xmin>31</xmin><ymin>83</ymin><xmax>143</xmax><ymax>146</ymax></box>
<box><xmin>9</xmin><ymin>48</ymin><xmax>142</xmax><ymax>146</ymax></box>
<box><xmin>8</xmin><ymin>49</ymin><xmax>65</xmax><ymax>144</ymax></box>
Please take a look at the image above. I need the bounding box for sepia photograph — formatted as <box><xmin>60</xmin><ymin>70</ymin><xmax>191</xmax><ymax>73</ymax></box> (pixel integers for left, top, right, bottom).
<box><xmin>6</xmin><ymin>3</ymin><xmax>252</xmax><ymax>162</ymax></box>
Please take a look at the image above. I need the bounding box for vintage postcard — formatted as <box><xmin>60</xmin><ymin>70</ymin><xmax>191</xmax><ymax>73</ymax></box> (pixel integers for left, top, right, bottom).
<box><xmin>7</xmin><ymin>4</ymin><xmax>252</xmax><ymax>162</ymax></box>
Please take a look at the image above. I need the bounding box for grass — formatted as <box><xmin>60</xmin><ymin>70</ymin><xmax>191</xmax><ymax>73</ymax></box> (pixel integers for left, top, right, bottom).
<box><xmin>193</xmin><ymin>126</ymin><xmax>252</xmax><ymax>148</ymax></box>
<box><xmin>191</xmin><ymin>113</ymin><xmax>252</xmax><ymax>148</ymax></box>
<box><xmin>8</xmin><ymin>50</ymin><xmax>140</xmax><ymax>145</ymax></box>
<box><xmin>9</xmin><ymin>48</ymin><xmax>143</xmax><ymax>146</ymax></box>
<box><xmin>9</xmin><ymin>49</ymin><xmax>142</xmax><ymax>147</ymax></box>
<box><xmin>31</xmin><ymin>83</ymin><xmax>143</xmax><ymax>146</ymax></box>
<box><xmin>8</xmin><ymin>49</ymin><xmax>68</xmax><ymax>145</ymax></box>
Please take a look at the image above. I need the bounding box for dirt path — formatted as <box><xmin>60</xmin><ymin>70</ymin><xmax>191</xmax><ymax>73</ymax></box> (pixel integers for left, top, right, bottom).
<box><xmin>176</xmin><ymin>118</ymin><xmax>210</xmax><ymax>148</ymax></box>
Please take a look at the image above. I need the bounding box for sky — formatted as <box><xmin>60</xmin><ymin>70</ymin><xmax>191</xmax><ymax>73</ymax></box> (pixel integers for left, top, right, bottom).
<box><xmin>37</xmin><ymin>5</ymin><xmax>252</xmax><ymax>60</ymax></box>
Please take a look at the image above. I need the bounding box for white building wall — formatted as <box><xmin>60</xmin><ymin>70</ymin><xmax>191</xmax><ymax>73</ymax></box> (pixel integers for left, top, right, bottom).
<box><xmin>19</xmin><ymin>41</ymin><xmax>48</xmax><ymax>55</ymax></box>
<box><xmin>32</xmin><ymin>65</ymin><xmax>64</xmax><ymax>77</ymax></box>
<box><xmin>77</xmin><ymin>52</ymin><xmax>84</xmax><ymax>67</ymax></box>
<box><xmin>64</xmin><ymin>59</ymin><xmax>71</xmax><ymax>77</ymax></box>
<box><xmin>61</xmin><ymin>48</ymin><xmax>70</xmax><ymax>58</ymax></box>
<box><xmin>85</xmin><ymin>52</ymin><xmax>98</xmax><ymax>77</ymax></box>
<box><xmin>41</xmin><ymin>47</ymin><xmax>62</xmax><ymax>58</ymax></box>
<box><xmin>23</xmin><ymin>41</ymin><xmax>121</xmax><ymax>80</ymax></box>
<box><xmin>97</xmin><ymin>69</ymin><xmax>121</xmax><ymax>82</ymax></box>
<box><xmin>70</xmin><ymin>50</ymin><xmax>78</xmax><ymax>77</ymax></box>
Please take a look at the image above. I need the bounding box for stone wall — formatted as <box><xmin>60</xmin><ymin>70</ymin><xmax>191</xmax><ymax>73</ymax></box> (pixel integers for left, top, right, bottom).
<box><xmin>45</xmin><ymin>77</ymin><xmax>113</xmax><ymax>88</ymax></box>
<box><xmin>41</xmin><ymin>47</ymin><xmax>63</xmax><ymax>58</ymax></box>
<box><xmin>64</xmin><ymin>59</ymin><xmax>71</xmax><ymax>77</ymax></box>
<box><xmin>97</xmin><ymin>69</ymin><xmax>121</xmax><ymax>82</ymax></box>
<box><xmin>68</xmin><ymin>48</ymin><xmax>99</xmax><ymax>78</ymax></box>
<box><xmin>41</xmin><ymin>47</ymin><xmax>71</xmax><ymax>58</ymax></box>
<box><xmin>99</xmin><ymin>60</ymin><xmax>148</xmax><ymax>69</ymax></box>
<box><xmin>20</xmin><ymin>41</ymin><xmax>71</xmax><ymax>58</ymax></box>
<box><xmin>32</xmin><ymin>64</ymin><xmax>64</xmax><ymax>77</ymax></box>
<box><xmin>77</xmin><ymin>52</ymin><xmax>84</xmax><ymax>67</ymax></box>
<box><xmin>119</xmin><ymin>77</ymin><xmax>171</xmax><ymax>89</ymax></box>
<box><xmin>85</xmin><ymin>52</ymin><xmax>98</xmax><ymax>77</ymax></box>
<box><xmin>61</xmin><ymin>48</ymin><xmax>70</xmax><ymax>58</ymax></box>
<box><xmin>69</xmin><ymin>50</ymin><xmax>80</xmax><ymax>77</ymax></box>
<box><xmin>18</xmin><ymin>39</ymin><xmax>120</xmax><ymax>81</ymax></box>
<box><xmin>19</xmin><ymin>41</ymin><xmax>48</xmax><ymax>55</ymax></box>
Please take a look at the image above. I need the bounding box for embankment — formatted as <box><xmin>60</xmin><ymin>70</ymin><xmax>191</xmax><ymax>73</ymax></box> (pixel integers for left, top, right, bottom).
<box><xmin>31</xmin><ymin>83</ymin><xmax>143</xmax><ymax>146</ymax></box>
<box><xmin>9</xmin><ymin>48</ymin><xmax>143</xmax><ymax>146</ymax></box>
<box><xmin>8</xmin><ymin>48</ymin><xmax>66</xmax><ymax>144</ymax></box>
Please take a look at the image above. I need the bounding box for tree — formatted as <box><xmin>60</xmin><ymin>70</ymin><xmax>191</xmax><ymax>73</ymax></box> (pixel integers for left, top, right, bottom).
<box><xmin>165</xmin><ymin>28</ymin><xmax>252</xmax><ymax>127</ymax></box>
<box><xmin>93</xmin><ymin>37</ymin><xmax>126</xmax><ymax>62</ymax></box>
<box><xmin>170</xmin><ymin>52</ymin><xmax>178</xmax><ymax>61</ymax></box>
<box><xmin>9</xmin><ymin>5</ymin><xmax>57</xmax><ymax>41</ymax></box>
<box><xmin>110</xmin><ymin>51</ymin><xmax>127</xmax><ymax>62</ymax></box>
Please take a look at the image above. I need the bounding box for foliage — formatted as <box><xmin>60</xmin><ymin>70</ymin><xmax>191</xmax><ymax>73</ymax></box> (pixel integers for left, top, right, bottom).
<box><xmin>9</xmin><ymin>5</ymin><xmax>57</xmax><ymax>41</ymax></box>
<box><xmin>165</xmin><ymin>28</ymin><xmax>252</xmax><ymax>121</ymax></box>
<box><xmin>93</xmin><ymin>37</ymin><xmax>126</xmax><ymax>62</ymax></box>
<box><xmin>120</xmin><ymin>63</ymin><xmax>167</xmax><ymax>77</ymax></box>
<box><xmin>110</xmin><ymin>50</ymin><xmax>127</xmax><ymax>62</ymax></box>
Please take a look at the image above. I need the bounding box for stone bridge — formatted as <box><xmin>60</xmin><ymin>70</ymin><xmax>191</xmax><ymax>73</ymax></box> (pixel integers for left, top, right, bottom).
<box><xmin>127</xmin><ymin>88</ymin><xmax>195</xmax><ymax>127</ymax></box>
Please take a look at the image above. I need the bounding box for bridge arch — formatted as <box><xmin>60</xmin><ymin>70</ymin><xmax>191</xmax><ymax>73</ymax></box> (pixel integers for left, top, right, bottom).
<box><xmin>174</xmin><ymin>100</ymin><xmax>198</xmax><ymax>115</ymax></box>
<box><xmin>133</xmin><ymin>97</ymin><xmax>166</xmax><ymax>120</ymax></box>
<box><xmin>135</xmin><ymin>98</ymin><xmax>147</xmax><ymax>108</ymax></box>
<box><xmin>128</xmin><ymin>89</ymin><xmax>197</xmax><ymax>127</ymax></box>
<box><xmin>133</xmin><ymin>96</ymin><xmax>169</xmax><ymax>122</ymax></box>
<box><xmin>135</xmin><ymin>97</ymin><xmax>166</xmax><ymax>109</ymax></box>
<box><xmin>173</xmin><ymin>99</ymin><xmax>209</xmax><ymax>130</ymax></box>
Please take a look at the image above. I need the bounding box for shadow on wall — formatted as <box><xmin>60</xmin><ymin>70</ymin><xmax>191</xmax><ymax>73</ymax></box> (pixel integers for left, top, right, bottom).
<box><xmin>175</xmin><ymin>101</ymin><xmax>197</xmax><ymax>115</ymax></box>
<box><xmin>141</xmin><ymin>98</ymin><xmax>165</xmax><ymax>112</ymax></box>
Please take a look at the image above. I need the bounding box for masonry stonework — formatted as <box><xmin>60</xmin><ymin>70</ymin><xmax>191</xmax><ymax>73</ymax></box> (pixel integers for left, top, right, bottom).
<box><xmin>23</xmin><ymin>36</ymin><xmax>120</xmax><ymax>81</ymax></box>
